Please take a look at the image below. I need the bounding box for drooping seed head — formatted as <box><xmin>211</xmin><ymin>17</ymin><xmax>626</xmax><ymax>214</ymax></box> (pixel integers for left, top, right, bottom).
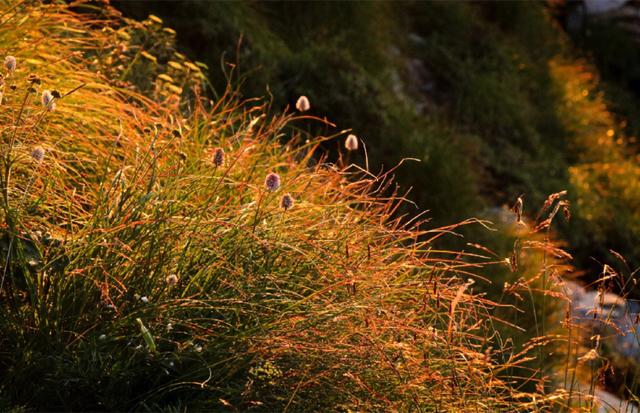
<box><xmin>281</xmin><ymin>193</ymin><xmax>294</xmax><ymax>211</ymax></box>
<box><xmin>513</xmin><ymin>195</ymin><xmax>524</xmax><ymax>223</ymax></box>
<box><xmin>4</xmin><ymin>56</ymin><xmax>16</xmax><ymax>73</ymax></box>
<box><xmin>213</xmin><ymin>147</ymin><xmax>225</xmax><ymax>167</ymax></box>
<box><xmin>166</xmin><ymin>274</ymin><xmax>179</xmax><ymax>286</ymax></box>
<box><xmin>295</xmin><ymin>95</ymin><xmax>310</xmax><ymax>112</ymax></box>
<box><xmin>345</xmin><ymin>134</ymin><xmax>359</xmax><ymax>151</ymax></box>
<box><xmin>41</xmin><ymin>90</ymin><xmax>55</xmax><ymax>111</ymax></box>
<box><xmin>578</xmin><ymin>348</ymin><xmax>599</xmax><ymax>363</ymax></box>
<box><xmin>264</xmin><ymin>172</ymin><xmax>281</xmax><ymax>192</ymax></box>
<box><xmin>31</xmin><ymin>146</ymin><xmax>45</xmax><ymax>162</ymax></box>
<box><xmin>27</xmin><ymin>74</ymin><xmax>41</xmax><ymax>85</ymax></box>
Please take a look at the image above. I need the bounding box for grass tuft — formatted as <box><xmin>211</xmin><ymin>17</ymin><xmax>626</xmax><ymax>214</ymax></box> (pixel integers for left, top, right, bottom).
<box><xmin>0</xmin><ymin>1</ymin><xmax>631</xmax><ymax>411</ymax></box>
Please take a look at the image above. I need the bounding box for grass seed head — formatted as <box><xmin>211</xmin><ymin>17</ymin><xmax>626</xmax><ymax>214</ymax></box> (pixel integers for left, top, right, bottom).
<box><xmin>345</xmin><ymin>134</ymin><xmax>359</xmax><ymax>151</ymax></box>
<box><xmin>4</xmin><ymin>56</ymin><xmax>16</xmax><ymax>73</ymax></box>
<box><xmin>166</xmin><ymin>273</ymin><xmax>179</xmax><ymax>286</ymax></box>
<box><xmin>213</xmin><ymin>147</ymin><xmax>225</xmax><ymax>167</ymax></box>
<box><xmin>41</xmin><ymin>90</ymin><xmax>55</xmax><ymax>111</ymax></box>
<box><xmin>281</xmin><ymin>193</ymin><xmax>294</xmax><ymax>211</ymax></box>
<box><xmin>265</xmin><ymin>172</ymin><xmax>281</xmax><ymax>192</ymax></box>
<box><xmin>296</xmin><ymin>95</ymin><xmax>310</xmax><ymax>112</ymax></box>
<box><xmin>31</xmin><ymin>146</ymin><xmax>45</xmax><ymax>162</ymax></box>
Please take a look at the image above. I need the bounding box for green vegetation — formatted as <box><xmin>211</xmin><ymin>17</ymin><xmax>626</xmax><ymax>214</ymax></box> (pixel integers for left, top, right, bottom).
<box><xmin>0</xmin><ymin>0</ymin><xmax>638</xmax><ymax>411</ymax></box>
<box><xmin>116</xmin><ymin>1</ymin><xmax>640</xmax><ymax>289</ymax></box>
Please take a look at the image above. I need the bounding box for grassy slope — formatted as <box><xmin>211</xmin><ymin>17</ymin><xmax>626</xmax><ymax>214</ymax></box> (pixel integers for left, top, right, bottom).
<box><xmin>0</xmin><ymin>2</ymin><xmax>590</xmax><ymax>411</ymax></box>
<box><xmin>1</xmin><ymin>1</ymin><xmax>633</xmax><ymax>411</ymax></box>
<box><xmin>114</xmin><ymin>1</ymin><xmax>640</xmax><ymax>294</ymax></box>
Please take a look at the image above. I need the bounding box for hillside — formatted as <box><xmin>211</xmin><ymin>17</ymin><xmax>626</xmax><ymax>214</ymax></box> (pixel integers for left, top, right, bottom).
<box><xmin>0</xmin><ymin>1</ymin><xmax>638</xmax><ymax>411</ymax></box>
<box><xmin>116</xmin><ymin>1</ymin><xmax>640</xmax><ymax>290</ymax></box>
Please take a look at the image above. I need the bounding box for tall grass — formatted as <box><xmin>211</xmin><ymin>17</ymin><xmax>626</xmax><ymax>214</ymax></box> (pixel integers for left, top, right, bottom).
<box><xmin>0</xmin><ymin>1</ymin><xmax>627</xmax><ymax>412</ymax></box>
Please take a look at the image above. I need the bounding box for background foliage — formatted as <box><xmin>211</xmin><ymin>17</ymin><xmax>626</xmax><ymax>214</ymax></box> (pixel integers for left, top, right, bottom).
<box><xmin>116</xmin><ymin>1</ymin><xmax>640</xmax><ymax>292</ymax></box>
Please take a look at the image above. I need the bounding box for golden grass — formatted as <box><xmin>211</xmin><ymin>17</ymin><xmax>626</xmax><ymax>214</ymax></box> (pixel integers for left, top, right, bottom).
<box><xmin>0</xmin><ymin>1</ymin><xmax>619</xmax><ymax>411</ymax></box>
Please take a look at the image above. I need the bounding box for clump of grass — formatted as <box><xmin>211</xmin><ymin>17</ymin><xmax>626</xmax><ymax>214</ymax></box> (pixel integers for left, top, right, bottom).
<box><xmin>0</xmin><ymin>1</ymin><xmax>616</xmax><ymax>412</ymax></box>
<box><xmin>0</xmin><ymin>4</ymin><xmax>510</xmax><ymax>410</ymax></box>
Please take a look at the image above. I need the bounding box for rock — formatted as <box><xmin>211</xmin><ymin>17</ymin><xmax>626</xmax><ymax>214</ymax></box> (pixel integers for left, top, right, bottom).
<box><xmin>563</xmin><ymin>280</ymin><xmax>640</xmax><ymax>411</ymax></box>
<box><xmin>564</xmin><ymin>280</ymin><xmax>640</xmax><ymax>362</ymax></box>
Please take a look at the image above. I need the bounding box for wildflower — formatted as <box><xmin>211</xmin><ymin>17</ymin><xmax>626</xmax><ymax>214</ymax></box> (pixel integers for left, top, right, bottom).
<box><xmin>31</xmin><ymin>146</ymin><xmax>45</xmax><ymax>162</ymax></box>
<box><xmin>140</xmin><ymin>296</ymin><xmax>149</xmax><ymax>304</ymax></box>
<box><xmin>281</xmin><ymin>193</ymin><xmax>294</xmax><ymax>211</ymax></box>
<box><xmin>4</xmin><ymin>56</ymin><xmax>16</xmax><ymax>73</ymax></box>
<box><xmin>166</xmin><ymin>273</ymin><xmax>179</xmax><ymax>286</ymax></box>
<box><xmin>41</xmin><ymin>90</ymin><xmax>55</xmax><ymax>111</ymax></box>
<box><xmin>295</xmin><ymin>95</ymin><xmax>310</xmax><ymax>112</ymax></box>
<box><xmin>213</xmin><ymin>147</ymin><xmax>225</xmax><ymax>167</ymax></box>
<box><xmin>264</xmin><ymin>172</ymin><xmax>281</xmax><ymax>192</ymax></box>
<box><xmin>345</xmin><ymin>134</ymin><xmax>359</xmax><ymax>151</ymax></box>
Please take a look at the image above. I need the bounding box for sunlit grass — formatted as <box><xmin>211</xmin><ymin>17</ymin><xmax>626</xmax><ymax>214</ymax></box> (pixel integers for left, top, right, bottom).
<box><xmin>0</xmin><ymin>1</ymin><xmax>628</xmax><ymax>412</ymax></box>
